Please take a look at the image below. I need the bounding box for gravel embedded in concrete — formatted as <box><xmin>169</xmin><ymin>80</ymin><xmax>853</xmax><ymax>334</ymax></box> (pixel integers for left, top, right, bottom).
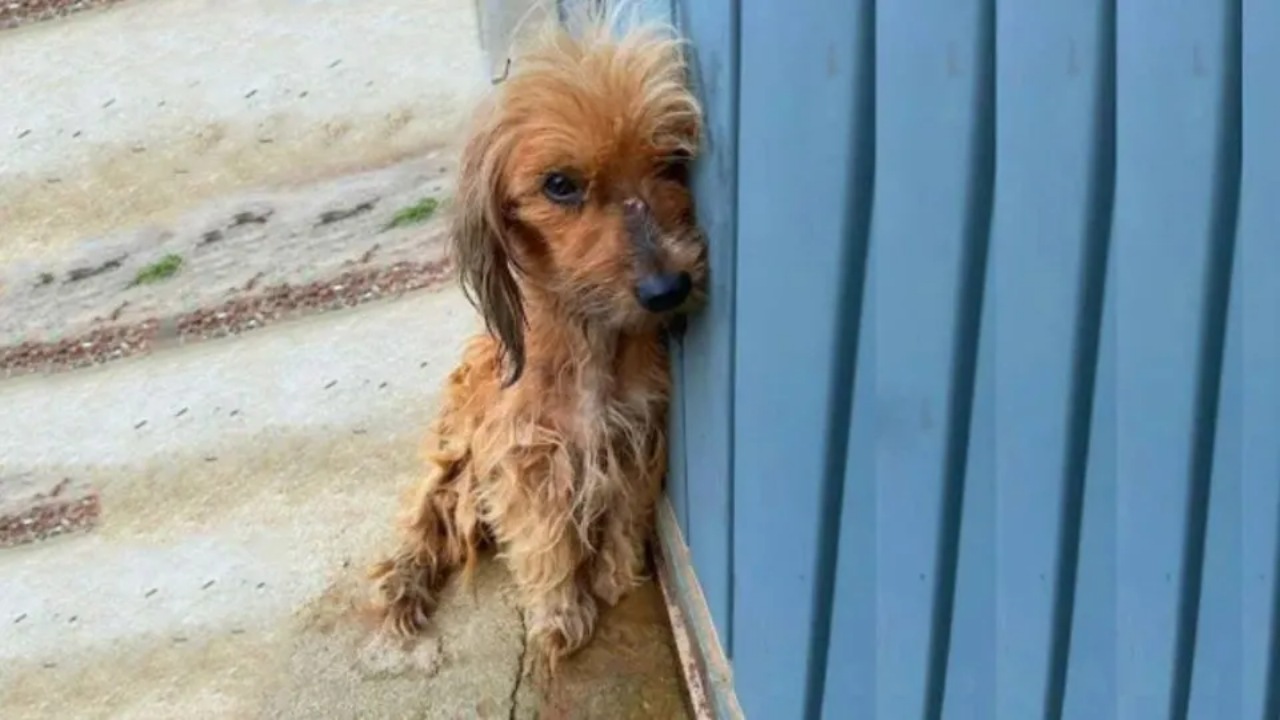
<box><xmin>0</xmin><ymin>0</ymin><xmax>124</xmax><ymax>31</ymax></box>
<box><xmin>1</xmin><ymin>258</ymin><xmax>454</xmax><ymax>380</ymax></box>
<box><xmin>0</xmin><ymin>475</ymin><xmax>101</xmax><ymax>549</ymax></box>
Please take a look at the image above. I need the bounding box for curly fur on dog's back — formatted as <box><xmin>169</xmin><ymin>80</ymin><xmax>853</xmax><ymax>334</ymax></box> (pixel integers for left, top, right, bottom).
<box><xmin>370</xmin><ymin>3</ymin><xmax>707</xmax><ymax>667</ymax></box>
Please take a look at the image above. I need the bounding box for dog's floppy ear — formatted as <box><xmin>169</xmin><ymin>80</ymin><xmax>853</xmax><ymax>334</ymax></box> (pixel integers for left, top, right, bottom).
<box><xmin>452</xmin><ymin>109</ymin><xmax>527</xmax><ymax>386</ymax></box>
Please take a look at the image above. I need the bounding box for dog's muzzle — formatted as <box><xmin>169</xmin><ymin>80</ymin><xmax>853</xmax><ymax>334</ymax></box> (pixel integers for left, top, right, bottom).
<box><xmin>635</xmin><ymin>271</ymin><xmax>693</xmax><ymax>313</ymax></box>
<box><xmin>623</xmin><ymin>197</ymin><xmax>693</xmax><ymax>313</ymax></box>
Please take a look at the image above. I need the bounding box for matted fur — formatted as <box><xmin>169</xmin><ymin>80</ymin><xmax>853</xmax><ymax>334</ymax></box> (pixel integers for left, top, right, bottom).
<box><xmin>369</xmin><ymin>4</ymin><xmax>707</xmax><ymax>666</ymax></box>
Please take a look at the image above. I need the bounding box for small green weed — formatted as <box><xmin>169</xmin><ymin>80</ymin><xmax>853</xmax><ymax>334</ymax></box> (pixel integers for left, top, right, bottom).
<box><xmin>385</xmin><ymin>197</ymin><xmax>439</xmax><ymax>230</ymax></box>
<box><xmin>132</xmin><ymin>254</ymin><xmax>184</xmax><ymax>286</ymax></box>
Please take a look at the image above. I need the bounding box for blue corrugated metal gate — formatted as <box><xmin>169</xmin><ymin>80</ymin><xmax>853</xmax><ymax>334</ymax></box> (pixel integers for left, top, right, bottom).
<box><xmin>656</xmin><ymin>0</ymin><xmax>1280</xmax><ymax>718</ymax></box>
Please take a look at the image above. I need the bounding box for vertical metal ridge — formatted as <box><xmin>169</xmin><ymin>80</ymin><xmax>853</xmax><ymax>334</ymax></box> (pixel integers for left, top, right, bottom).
<box><xmin>923</xmin><ymin>1</ymin><xmax>997</xmax><ymax>716</ymax></box>
<box><xmin>1265</xmin><ymin>501</ymin><xmax>1280</xmax><ymax>719</ymax></box>
<box><xmin>1045</xmin><ymin>1</ymin><xmax>1117</xmax><ymax>717</ymax></box>
<box><xmin>804</xmin><ymin>0</ymin><xmax>878</xmax><ymax>716</ymax></box>
<box><xmin>722</xmin><ymin>0</ymin><xmax>740</xmax><ymax>660</ymax></box>
<box><xmin>1170</xmin><ymin>0</ymin><xmax>1243</xmax><ymax>716</ymax></box>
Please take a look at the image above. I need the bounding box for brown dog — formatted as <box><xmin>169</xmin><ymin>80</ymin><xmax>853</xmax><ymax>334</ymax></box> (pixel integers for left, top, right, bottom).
<box><xmin>369</xmin><ymin>11</ymin><xmax>707</xmax><ymax>666</ymax></box>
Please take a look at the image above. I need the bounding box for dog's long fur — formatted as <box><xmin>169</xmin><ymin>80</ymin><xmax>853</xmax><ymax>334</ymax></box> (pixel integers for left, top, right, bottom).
<box><xmin>369</xmin><ymin>8</ymin><xmax>706</xmax><ymax>664</ymax></box>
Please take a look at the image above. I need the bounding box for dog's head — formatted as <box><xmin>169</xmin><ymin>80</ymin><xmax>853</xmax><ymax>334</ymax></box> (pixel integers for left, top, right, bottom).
<box><xmin>452</xmin><ymin>19</ymin><xmax>707</xmax><ymax>383</ymax></box>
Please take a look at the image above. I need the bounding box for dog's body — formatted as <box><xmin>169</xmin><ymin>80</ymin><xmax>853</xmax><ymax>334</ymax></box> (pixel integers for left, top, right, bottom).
<box><xmin>370</xmin><ymin>10</ymin><xmax>705</xmax><ymax>664</ymax></box>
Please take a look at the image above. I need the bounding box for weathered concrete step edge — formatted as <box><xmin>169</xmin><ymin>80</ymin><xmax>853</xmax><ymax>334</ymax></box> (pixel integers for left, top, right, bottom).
<box><xmin>0</xmin><ymin>475</ymin><xmax>101</xmax><ymax>550</ymax></box>
<box><xmin>0</xmin><ymin>0</ymin><xmax>126</xmax><ymax>32</ymax></box>
<box><xmin>0</xmin><ymin>256</ymin><xmax>457</xmax><ymax>384</ymax></box>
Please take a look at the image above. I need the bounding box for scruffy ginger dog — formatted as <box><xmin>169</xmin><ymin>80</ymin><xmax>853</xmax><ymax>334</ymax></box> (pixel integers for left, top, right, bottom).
<box><xmin>369</xmin><ymin>15</ymin><xmax>706</xmax><ymax>666</ymax></box>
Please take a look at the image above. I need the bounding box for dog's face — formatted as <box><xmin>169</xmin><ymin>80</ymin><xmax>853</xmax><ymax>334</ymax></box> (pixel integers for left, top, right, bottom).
<box><xmin>453</xmin><ymin>27</ymin><xmax>707</xmax><ymax>382</ymax></box>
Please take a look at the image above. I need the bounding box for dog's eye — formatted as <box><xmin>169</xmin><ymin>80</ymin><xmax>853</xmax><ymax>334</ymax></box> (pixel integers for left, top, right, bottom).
<box><xmin>542</xmin><ymin>172</ymin><xmax>585</xmax><ymax>205</ymax></box>
<box><xmin>657</xmin><ymin>151</ymin><xmax>692</xmax><ymax>185</ymax></box>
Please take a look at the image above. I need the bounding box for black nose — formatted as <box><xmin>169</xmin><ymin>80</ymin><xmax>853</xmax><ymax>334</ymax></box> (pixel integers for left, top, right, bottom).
<box><xmin>635</xmin><ymin>272</ymin><xmax>692</xmax><ymax>313</ymax></box>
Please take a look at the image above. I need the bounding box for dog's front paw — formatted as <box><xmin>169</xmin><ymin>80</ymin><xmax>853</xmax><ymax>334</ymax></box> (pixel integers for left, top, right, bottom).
<box><xmin>527</xmin><ymin>587</ymin><xmax>599</xmax><ymax>669</ymax></box>
<box><xmin>589</xmin><ymin>534</ymin><xmax>647</xmax><ymax>607</ymax></box>
<box><xmin>368</xmin><ymin>555</ymin><xmax>437</xmax><ymax>638</ymax></box>
<box><xmin>590</xmin><ymin>562</ymin><xmax>640</xmax><ymax>608</ymax></box>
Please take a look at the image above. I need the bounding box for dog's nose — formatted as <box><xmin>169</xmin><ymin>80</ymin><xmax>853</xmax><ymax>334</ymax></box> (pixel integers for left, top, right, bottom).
<box><xmin>635</xmin><ymin>272</ymin><xmax>692</xmax><ymax>313</ymax></box>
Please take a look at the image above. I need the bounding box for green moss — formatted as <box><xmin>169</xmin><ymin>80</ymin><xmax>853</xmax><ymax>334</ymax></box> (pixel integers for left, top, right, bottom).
<box><xmin>385</xmin><ymin>197</ymin><xmax>439</xmax><ymax>230</ymax></box>
<box><xmin>132</xmin><ymin>254</ymin><xmax>184</xmax><ymax>285</ymax></box>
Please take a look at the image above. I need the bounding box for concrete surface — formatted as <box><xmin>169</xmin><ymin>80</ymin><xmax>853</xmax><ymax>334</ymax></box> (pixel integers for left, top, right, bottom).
<box><xmin>0</xmin><ymin>0</ymin><xmax>488</xmax><ymax>264</ymax></box>
<box><xmin>1</xmin><ymin>152</ymin><xmax>455</xmax><ymax>344</ymax></box>
<box><xmin>0</xmin><ymin>288</ymin><xmax>690</xmax><ymax>719</ymax></box>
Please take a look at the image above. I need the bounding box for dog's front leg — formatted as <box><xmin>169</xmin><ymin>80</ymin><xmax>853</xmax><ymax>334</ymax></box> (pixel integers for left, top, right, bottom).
<box><xmin>589</xmin><ymin>428</ymin><xmax>665</xmax><ymax>606</ymax></box>
<box><xmin>505</xmin><ymin>510</ymin><xmax>598</xmax><ymax>668</ymax></box>
<box><xmin>490</xmin><ymin>446</ymin><xmax>599</xmax><ymax>667</ymax></box>
<box><xmin>369</xmin><ymin>402</ymin><xmax>481</xmax><ymax>637</ymax></box>
<box><xmin>589</xmin><ymin>505</ymin><xmax>649</xmax><ymax>607</ymax></box>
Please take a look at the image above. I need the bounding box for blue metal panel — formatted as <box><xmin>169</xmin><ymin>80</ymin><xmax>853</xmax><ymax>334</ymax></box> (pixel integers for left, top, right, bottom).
<box><xmin>1187</xmin><ymin>223</ymin><xmax>1241</xmax><ymax>720</ymax></box>
<box><xmin>1187</xmin><ymin>5</ymin><xmax>1243</xmax><ymax>718</ymax></box>
<box><xmin>1062</xmin><ymin>257</ymin><xmax>1119</xmax><ymax>720</ymax></box>
<box><xmin>821</xmin><ymin>240</ymin><xmax>879</xmax><ymax>719</ymax></box>
<box><xmin>864</xmin><ymin>2</ymin><xmax>992</xmax><ymax>717</ymax></box>
<box><xmin>817</xmin><ymin>6</ymin><xmax>878</xmax><ymax>713</ymax></box>
<box><xmin>656</xmin><ymin>1</ymin><xmax>1274</xmax><ymax>717</ymax></box>
<box><xmin>943</xmin><ymin>251</ymin><xmax>996</xmax><ymax>720</ymax></box>
<box><xmin>667</xmin><ymin>343</ymin><xmax>690</xmax><ymax>535</ymax></box>
<box><xmin>1110</xmin><ymin>3</ymin><xmax>1238</xmax><ymax>718</ymax></box>
<box><xmin>1236</xmin><ymin>4</ymin><xmax>1280</xmax><ymax>717</ymax></box>
<box><xmin>731</xmin><ymin>0</ymin><xmax>871</xmax><ymax>716</ymax></box>
<box><xmin>671</xmin><ymin>0</ymin><xmax>739</xmax><ymax>652</ymax></box>
<box><xmin>950</xmin><ymin>3</ymin><xmax>1115</xmax><ymax>718</ymax></box>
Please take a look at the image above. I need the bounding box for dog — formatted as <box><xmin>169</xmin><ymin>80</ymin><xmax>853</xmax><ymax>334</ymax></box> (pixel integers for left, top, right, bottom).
<box><xmin>368</xmin><ymin>8</ymin><xmax>707</xmax><ymax>667</ymax></box>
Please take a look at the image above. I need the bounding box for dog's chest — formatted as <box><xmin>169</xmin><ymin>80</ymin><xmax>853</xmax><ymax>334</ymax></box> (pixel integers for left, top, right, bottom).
<box><xmin>568</xmin><ymin>363</ymin><xmax>661</xmax><ymax>459</ymax></box>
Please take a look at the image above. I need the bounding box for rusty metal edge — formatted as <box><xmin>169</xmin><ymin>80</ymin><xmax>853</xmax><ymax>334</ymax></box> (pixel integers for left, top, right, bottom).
<box><xmin>655</xmin><ymin>497</ymin><xmax>744</xmax><ymax>720</ymax></box>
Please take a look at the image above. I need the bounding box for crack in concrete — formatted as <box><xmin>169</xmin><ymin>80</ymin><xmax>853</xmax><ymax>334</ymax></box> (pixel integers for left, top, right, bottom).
<box><xmin>508</xmin><ymin>607</ymin><xmax>528</xmax><ymax>720</ymax></box>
